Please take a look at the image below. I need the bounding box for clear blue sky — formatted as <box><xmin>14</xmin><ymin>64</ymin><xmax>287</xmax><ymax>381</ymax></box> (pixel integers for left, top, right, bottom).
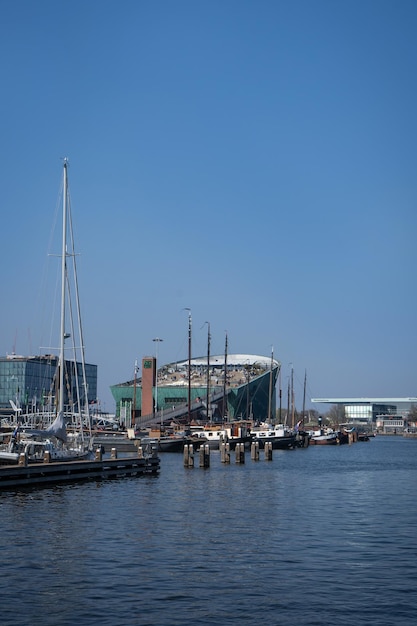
<box><xmin>1</xmin><ymin>0</ymin><xmax>416</xmax><ymax>413</ymax></box>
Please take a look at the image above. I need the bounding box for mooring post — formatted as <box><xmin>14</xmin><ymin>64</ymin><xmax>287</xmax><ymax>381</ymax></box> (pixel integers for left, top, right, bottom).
<box><xmin>188</xmin><ymin>444</ymin><xmax>194</xmax><ymax>467</ymax></box>
<box><xmin>111</xmin><ymin>447</ymin><xmax>117</xmax><ymax>459</ymax></box>
<box><xmin>184</xmin><ymin>444</ymin><xmax>194</xmax><ymax>468</ymax></box>
<box><xmin>43</xmin><ymin>450</ymin><xmax>51</xmax><ymax>463</ymax></box>
<box><xmin>265</xmin><ymin>441</ymin><xmax>273</xmax><ymax>460</ymax></box>
<box><xmin>235</xmin><ymin>442</ymin><xmax>245</xmax><ymax>463</ymax></box>
<box><xmin>199</xmin><ymin>444</ymin><xmax>210</xmax><ymax>468</ymax></box>
<box><xmin>95</xmin><ymin>447</ymin><xmax>102</xmax><ymax>461</ymax></box>
<box><xmin>137</xmin><ymin>446</ymin><xmax>143</xmax><ymax>459</ymax></box>
<box><xmin>251</xmin><ymin>440</ymin><xmax>259</xmax><ymax>461</ymax></box>
<box><xmin>220</xmin><ymin>442</ymin><xmax>230</xmax><ymax>463</ymax></box>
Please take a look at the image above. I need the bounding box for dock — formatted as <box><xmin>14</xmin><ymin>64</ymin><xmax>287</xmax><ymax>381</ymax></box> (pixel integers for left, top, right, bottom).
<box><xmin>0</xmin><ymin>452</ymin><xmax>160</xmax><ymax>490</ymax></box>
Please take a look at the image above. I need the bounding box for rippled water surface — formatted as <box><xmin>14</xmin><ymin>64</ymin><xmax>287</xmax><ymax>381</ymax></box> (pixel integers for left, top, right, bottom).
<box><xmin>1</xmin><ymin>436</ymin><xmax>417</xmax><ymax>625</ymax></box>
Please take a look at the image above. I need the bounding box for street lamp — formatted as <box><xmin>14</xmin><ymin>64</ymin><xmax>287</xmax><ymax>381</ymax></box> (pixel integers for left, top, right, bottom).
<box><xmin>152</xmin><ymin>338</ymin><xmax>163</xmax><ymax>427</ymax></box>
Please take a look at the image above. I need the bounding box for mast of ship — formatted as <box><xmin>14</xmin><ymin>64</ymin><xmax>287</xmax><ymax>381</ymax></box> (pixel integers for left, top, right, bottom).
<box><xmin>278</xmin><ymin>367</ymin><xmax>282</xmax><ymax>423</ymax></box>
<box><xmin>222</xmin><ymin>331</ymin><xmax>228</xmax><ymax>423</ymax></box>
<box><xmin>203</xmin><ymin>321</ymin><xmax>211</xmax><ymax>422</ymax></box>
<box><xmin>268</xmin><ymin>346</ymin><xmax>274</xmax><ymax>423</ymax></box>
<box><xmin>58</xmin><ymin>159</ymin><xmax>68</xmax><ymax>421</ymax></box>
<box><xmin>132</xmin><ymin>359</ymin><xmax>138</xmax><ymax>428</ymax></box>
<box><xmin>291</xmin><ymin>364</ymin><xmax>295</xmax><ymax>428</ymax></box>
<box><xmin>286</xmin><ymin>378</ymin><xmax>290</xmax><ymax>426</ymax></box>
<box><xmin>246</xmin><ymin>362</ymin><xmax>250</xmax><ymax>421</ymax></box>
<box><xmin>186</xmin><ymin>309</ymin><xmax>192</xmax><ymax>425</ymax></box>
<box><xmin>302</xmin><ymin>369</ymin><xmax>307</xmax><ymax>426</ymax></box>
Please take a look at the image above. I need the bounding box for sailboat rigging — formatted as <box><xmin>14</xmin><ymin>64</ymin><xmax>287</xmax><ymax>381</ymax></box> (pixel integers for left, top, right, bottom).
<box><xmin>0</xmin><ymin>159</ymin><xmax>93</xmax><ymax>464</ymax></box>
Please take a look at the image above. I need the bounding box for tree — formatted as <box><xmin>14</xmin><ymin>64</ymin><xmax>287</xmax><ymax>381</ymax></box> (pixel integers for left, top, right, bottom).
<box><xmin>325</xmin><ymin>404</ymin><xmax>346</xmax><ymax>427</ymax></box>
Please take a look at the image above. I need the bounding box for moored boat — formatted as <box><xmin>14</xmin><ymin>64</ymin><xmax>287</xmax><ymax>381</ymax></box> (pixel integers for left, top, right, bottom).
<box><xmin>251</xmin><ymin>423</ymin><xmax>297</xmax><ymax>450</ymax></box>
<box><xmin>191</xmin><ymin>422</ymin><xmax>252</xmax><ymax>450</ymax></box>
<box><xmin>309</xmin><ymin>428</ymin><xmax>339</xmax><ymax>445</ymax></box>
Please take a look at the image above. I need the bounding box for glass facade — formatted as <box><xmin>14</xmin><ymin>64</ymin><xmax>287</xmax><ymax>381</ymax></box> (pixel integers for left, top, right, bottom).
<box><xmin>344</xmin><ymin>403</ymin><xmax>397</xmax><ymax>423</ymax></box>
<box><xmin>0</xmin><ymin>356</ymin><xmax>97</xmax><ymax>413</ymax></box>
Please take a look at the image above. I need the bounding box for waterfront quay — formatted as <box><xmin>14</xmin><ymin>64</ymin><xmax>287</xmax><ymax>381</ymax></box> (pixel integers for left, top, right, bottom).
<box><xmin>0</xmin><ymin>447</ymin><xmax>160</xmax><ymax>490</ymax></box>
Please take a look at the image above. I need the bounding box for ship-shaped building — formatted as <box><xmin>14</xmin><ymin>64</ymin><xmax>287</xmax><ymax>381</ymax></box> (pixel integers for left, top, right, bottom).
<box><xmin>111</xmin><ymin>353</ymin><xmax>280</xmax><ymax>429</ymax></box>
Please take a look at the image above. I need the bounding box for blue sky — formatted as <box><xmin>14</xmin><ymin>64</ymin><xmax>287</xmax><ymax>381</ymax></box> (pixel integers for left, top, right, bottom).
<box><xmin>1</xmin><ymin>0</ymin><xmax>416</xmax><ymax>413</ymax></box>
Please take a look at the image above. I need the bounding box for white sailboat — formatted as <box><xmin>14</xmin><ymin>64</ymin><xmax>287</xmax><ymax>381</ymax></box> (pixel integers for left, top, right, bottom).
<box><xmin>0</xmin><ymin>160</ymin><xmax>93</xmax><ymax>464</ymax></box>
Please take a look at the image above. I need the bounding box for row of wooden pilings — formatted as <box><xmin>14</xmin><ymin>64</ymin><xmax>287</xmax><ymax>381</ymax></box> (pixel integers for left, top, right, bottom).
<box><xmin>183</xmin><ymin>441</ymin><xmax>273</xmax><ymax>468</ymax></box>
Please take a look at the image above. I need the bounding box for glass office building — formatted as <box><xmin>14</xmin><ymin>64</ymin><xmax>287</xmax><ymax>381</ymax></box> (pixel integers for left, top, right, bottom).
<box><xmin>311</xmin><ymin>397</ymin><xmax>417</xmax><ymax>424</ymax></box>
<box><xmin>0</xmin><ymin>355</ymin><xmax>97</xmax><ymax>415</ymax></box>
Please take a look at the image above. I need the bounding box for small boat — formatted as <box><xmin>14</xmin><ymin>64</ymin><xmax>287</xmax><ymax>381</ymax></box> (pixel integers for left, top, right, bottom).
<box><xmin>251</xmin><ymin>423</ymin><xmax>297</xmax><ymax>450</ymax></box>
<box><xmin>158</xmin><ymin>433</ymin><xmax>191</xmax><ymax>453</ymax></box>
<box><xmin>0</xmin><ymin>428</ymin><xmax>92</xmax><ymax>464</ymax></box>
<box><xmin>309</xmin><ymin>428</ymin><xmax>339</xmax><ymax>445</ymax></box>
<box><xmin>190</xmin><ymin>422</ymin><xmax>252</xmax><ymax>450</ymax></box>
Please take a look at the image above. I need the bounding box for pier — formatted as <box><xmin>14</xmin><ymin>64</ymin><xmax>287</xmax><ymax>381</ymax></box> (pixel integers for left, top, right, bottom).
<box><xmin>0</xmin><ymin>450</ymin><xmax>160</xmax><ymax>490</ymax></box>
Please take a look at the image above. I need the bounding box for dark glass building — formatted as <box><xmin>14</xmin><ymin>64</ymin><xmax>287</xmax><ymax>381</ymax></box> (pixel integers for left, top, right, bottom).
<box><xmin>0</xmin><ymin>354</ymin><xmax>97</xmax><ymax>418</ymax></box>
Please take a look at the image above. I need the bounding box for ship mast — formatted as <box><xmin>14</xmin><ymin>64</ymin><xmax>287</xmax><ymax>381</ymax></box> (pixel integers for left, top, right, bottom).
<box><xmin>185</xmin><ymin>309</ymin><xmax>192</xmax><ymax>425</ymax></box>
<box><xmin>222</xmin><ymin>331</ymin><xmax>228</xmax><ymax>423</ymax></box>
<box><xmin>268</xmin><ymin>346</ymin><xmax>273</xmax><ymax>423</ymax></box>
<box><xmin>291</xmin><ymin>364</ymin><xmax>295</xmax><ymax>428</ymax></box>
<box><xmin>58</xmin><ymin>159</ymin><xmax>68</xmax><ymax>417</ymax></box>
<box><xmin>278</xmin><ymin>367</ymin><xmax>282</xmax><ymax>423</ymax></box>
<box><xmin>204</xmin><ymin>322</ymin><xmax>211</xmax><ymax>422</ymax></box>
<box><xmin>132</xmin><ymin>359</ymin><xmax>138</xmax><ymax>427</ymax></box>
<box><xmin>302</xmin><ymin>369</ymin><xmax>307</xmax><ymax>425</ymax></box>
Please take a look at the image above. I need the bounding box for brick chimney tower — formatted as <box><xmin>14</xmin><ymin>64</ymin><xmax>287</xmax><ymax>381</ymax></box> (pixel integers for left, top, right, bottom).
<box><xmin>141</xmin><ymin>356</ymin><xmax>156</xmax><ymax>416</ymax></box>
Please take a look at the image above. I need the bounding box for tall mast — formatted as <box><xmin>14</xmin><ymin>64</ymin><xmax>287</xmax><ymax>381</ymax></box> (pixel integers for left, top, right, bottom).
<box><xmin>286</xmin><ymin>377</ymin><xmax>290</xmax><ymax>426</ymax></box>
<box><xmin>268</xmin><ymin>346</ymin><xmax>273</xmax><ymax>423</ymax></box>
<box><xmin>223</xmin><ymin>331</ymin><xmax>228</xmax><ymax>422</ymax></box>
<box><xmin>204</xmin><ymin>322</ymin><xmax>211</xmax><ymax>422</ymax></box>
<box><xmin>279</xmin><ymin>367</ymin><xmax>282</xmax><ymax>423</ymax></box>
<box><xmin>185</xmin><ymin>309</ymin><xmax>192</xmax><ymax>425</ymax></box>
<box><xmin>246</xmin><ymin>363</ymin><xmax>250</xmax><ymax>421</ymax></box>
<box><xmin>132</xmin><ymin>359</ymin><xmax>138</xmax><ymax>427</ymax></box>
<box><xmin>59</xmin><ymin>159</ymin><xmax>68</xmax><ymax>416</ymax></box>
<box><xmin>302</xmin><ymin>369</ymin><xmax>307</xmax><ymax>424</ymax></box>
<box><xmin>291</xmin><ymin>364</ymin><xmax>295</xmax><ymax>428</ymax></box>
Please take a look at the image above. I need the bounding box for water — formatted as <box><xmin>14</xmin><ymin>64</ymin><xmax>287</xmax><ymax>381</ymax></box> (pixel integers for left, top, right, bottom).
<box><xmin>1</xmin><ymin>436</ymin><xmax>417</xmax><ymax>625</ymax></box>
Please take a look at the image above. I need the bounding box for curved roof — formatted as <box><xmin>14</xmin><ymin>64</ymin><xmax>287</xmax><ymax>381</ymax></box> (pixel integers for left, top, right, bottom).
<box><xmin>172</xmin><ymin>353</ymin><xmax>280</xmax><ymax>369</ymax></box>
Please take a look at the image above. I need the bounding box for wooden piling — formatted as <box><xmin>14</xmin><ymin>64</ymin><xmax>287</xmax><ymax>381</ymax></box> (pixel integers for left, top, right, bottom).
<box><xmin>251</xmin><ymin>441</ymin><xmax>259</xmax><ymax>461</ymax></box>
<box><xmin>111</xmin><ymin>447</ymin><xmax>118</xmax><ymax>459</ymax></box>
<box><xmin>184</xmin><ymin>444</ymin><xmax>194</xmax><ymax>468</ymax></box>
<box><xmin>95</xmin><ymin>447</ymin><xmax>103</xmax><ymax>461</ymax></box>
<box><xmin>199</xmin><ymin>444</ymin><xmax>210</xmax><ymax>468</ymax></box>
<box><xmin>235</xmin><ymin>442</ymin><xmax>245</xmax><ymax>464</ymax></box>
<box><xmin>220</xmin><ymin>442</ymin><xmax>230</xmax><ymax>463</ymax></box>
<box><xmin>265</xmin><ymin>441</ymin><xmax>273</xmax><ymax>460</ymax></box>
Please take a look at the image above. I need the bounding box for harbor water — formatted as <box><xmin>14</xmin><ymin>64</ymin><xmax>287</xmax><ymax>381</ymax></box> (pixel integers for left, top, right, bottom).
<box><xmin>1</xmin><ymin>436</ymin><xmax>417</xmax><ymax>625</ymax></box>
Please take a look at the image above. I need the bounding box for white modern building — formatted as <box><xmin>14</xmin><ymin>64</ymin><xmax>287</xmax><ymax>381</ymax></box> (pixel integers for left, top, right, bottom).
<box><xmin>311</xmin><ymin>397</ymin><xmax>417</xmax><ymax>425</ymax></box>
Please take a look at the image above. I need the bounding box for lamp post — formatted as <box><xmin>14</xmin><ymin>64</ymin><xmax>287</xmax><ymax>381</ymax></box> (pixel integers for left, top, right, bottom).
<box><xmin>152</xmin><ymin>338</ymin><xmax>163</xmax><ymax>428</ymax></box>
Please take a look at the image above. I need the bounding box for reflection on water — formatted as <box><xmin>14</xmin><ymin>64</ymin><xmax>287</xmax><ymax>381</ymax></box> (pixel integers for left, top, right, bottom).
<box><xmin>1</xmin><ymin>437</ymin><xmax>417</xmax><ymax>625</ymax></box>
